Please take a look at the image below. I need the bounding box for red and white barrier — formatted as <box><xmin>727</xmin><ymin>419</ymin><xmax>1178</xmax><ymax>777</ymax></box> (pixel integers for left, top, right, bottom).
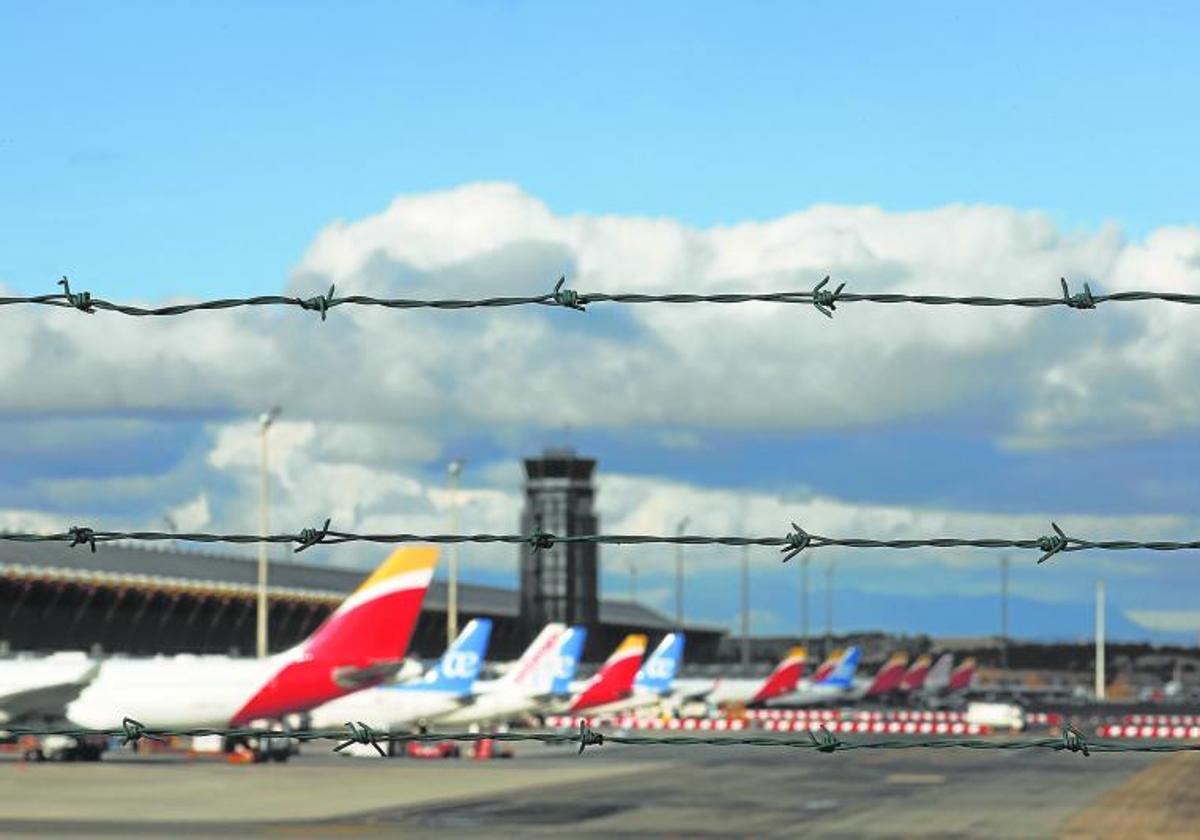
<box><xmin>1124</xmin><ymin>714</ymin><xmax>1200</xmax><ymax>727</ymax></box>
<box><xmin>761</xmin><ymin>719</ymin><xmax>991</xmax><ymax>736</ymax></box>
<box><xmin>1096</xmin><ymin>724</ymin><xmax>1200</xmax><ymax>740</ymax></box>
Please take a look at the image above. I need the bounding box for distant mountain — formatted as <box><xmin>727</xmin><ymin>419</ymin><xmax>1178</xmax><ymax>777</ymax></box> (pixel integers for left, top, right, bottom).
<box><xmin>465</xmin><ymin>568</ymin><xmax>1195</xmax><ymax>645</ymax></box>
<box><xmin>685</xmin><ymin>584</ymin><xmax>1197</xmax><ymax>646</ymax></box>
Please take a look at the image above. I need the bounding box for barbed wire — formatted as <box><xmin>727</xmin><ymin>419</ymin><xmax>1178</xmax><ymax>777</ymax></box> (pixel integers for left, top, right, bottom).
<box><xmin>8</xmin><ymin>720</ymin><xmax>1194</xmax><ymax>756</ymax></box>
<box><xmin>3</xmin><ymin>277</ymin><xmax>1199</xmax><ymax>321</ymax></box>
<box><xmin>4</xmin><ymin>519</ymin><xmax>1198</xmax><ymax>564</ymax></box>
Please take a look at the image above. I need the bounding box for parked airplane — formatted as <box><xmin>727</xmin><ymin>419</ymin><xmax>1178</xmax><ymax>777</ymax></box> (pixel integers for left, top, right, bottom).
<box><xmin>945</xmin><ymin>657</ymin><xmax>976</xmax><ymax>694</ymax></box>
<box><xmin>429</xmin><ymin>624</ymin><xmax>578</xmax><ymax>727</ymax></box>
<box><xmin>575</xmin><ymin>633</ymin><xmax>685</xmax><ymax>716</ymax></box>
<box><xmin>673</xmin><ymin>646</ymin><xmax>808</xmax><ymax>708</ymax></box>
<box><xmin>41</xmin><ymin>546</ymin><xmax>439</xmax><ymax>760</ymax></box>
<box><xmin>922</xmin><ymin>653</ymin><xmax>955</xmax><ymax>695</ymax></box>
<box><xmin>567</xmin><ymin>634</ymin><xmax>649</xmax><ymax>714</ymax></box>
<box><xmin>859</xmin><ymin>652</ymin><xmax>911</xmax><ymax>699</ymax></box>
<box><xmin>548</xmin><ymin>626</ymin><xmax>589</xmax><ymax>699</ymax></box>
<box><xmin>308</xmin><ymin>617</ymin><xmax>492</xmax><ymax>731</ymax></box>
<box><xmin>767</xmin><ymin>647</ymin><xmax>862</xmax><ymax>706</ymax></box>
<box><xmin>0</xmin><ymin>653</ymin><xmax>100</xmax><ymax>725</ymax></box>
<box><xmin>896</xmin><ymin>655</ymin><xmax>933</xmax><ymax>693</ymax></box>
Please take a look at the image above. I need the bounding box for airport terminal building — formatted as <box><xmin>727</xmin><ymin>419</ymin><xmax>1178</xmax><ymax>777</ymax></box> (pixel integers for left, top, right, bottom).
<box><xmin>0</xmin><ymin>448</ymin><xmax>726</xmax><ymax>662</ymax></box>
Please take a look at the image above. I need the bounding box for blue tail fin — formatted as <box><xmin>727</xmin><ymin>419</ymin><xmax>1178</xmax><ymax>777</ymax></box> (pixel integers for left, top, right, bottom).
<box><xmin>550</xmin><ymin>626</ymin><xmax>587</xmax><ymax>696</ymax></box>
<box><xmin>402</xmin><ymin>617</ymin><xmax>492</xmax><ymax>696</ymax></box>
<box><xmin>822</xmin><ymin>646</ymin><xmax>860</xmax><ymax>688</ymax></box>
<box><xmin>634</xmin><ymin>632</ymin><xmax>685</xmax><ymax>694</ymax></box>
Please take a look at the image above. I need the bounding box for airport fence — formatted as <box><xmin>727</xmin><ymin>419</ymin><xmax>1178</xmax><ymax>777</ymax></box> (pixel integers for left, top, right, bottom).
<box><xmin>9</xmin><ymin>718</ymin><xmax>1200</xmax><ymax>757</ymax></box>
<box><xmin>5</xmin><ymin>273</ymin><xmax>1199</xmax><ymax>758</ymax></box>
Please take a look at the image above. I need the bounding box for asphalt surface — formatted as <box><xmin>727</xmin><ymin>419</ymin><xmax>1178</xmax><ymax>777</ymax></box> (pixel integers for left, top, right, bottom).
<box><xmin>0</xmin><ymin>736</ymin><xmax>1169</xmax><ymax>838</ymax></box>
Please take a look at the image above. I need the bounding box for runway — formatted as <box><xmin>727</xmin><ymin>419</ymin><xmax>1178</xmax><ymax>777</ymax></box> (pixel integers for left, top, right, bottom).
<box><xmin>0</xmin><ymin>735</ymin><xmax>1189</xmax><ymax>837</ymax></box>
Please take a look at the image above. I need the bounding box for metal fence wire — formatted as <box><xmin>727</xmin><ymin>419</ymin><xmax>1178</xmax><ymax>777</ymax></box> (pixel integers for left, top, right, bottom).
<box><xmin>9</xmin><ymin>719</ymin><xmax>1191</xmax><ymax>757</ymax></box>
<box><xmin>4</xmin><ymin>273</ymin><xmax>1198</xmax><ymax>757</ymax></box>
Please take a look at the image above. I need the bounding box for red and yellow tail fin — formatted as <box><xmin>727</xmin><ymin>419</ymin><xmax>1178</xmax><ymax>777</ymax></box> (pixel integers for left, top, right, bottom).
<box><xmin>569</xmin><ymin>634</ymin><xmax>647</xmax><ymax>712</ymax></box>
<box><xmin>750</xmin><ymin>646</ymin><xmax>808</xmax><ymax>704</ymax></box>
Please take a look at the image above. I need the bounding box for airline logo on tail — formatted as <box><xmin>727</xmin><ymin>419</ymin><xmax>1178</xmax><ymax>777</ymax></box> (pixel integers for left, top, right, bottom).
<box><xmin>634</xmin><ymin>633</ymin><xmax>685</xmax><ymax>696</ymax></box>
<box><xmin>569</xmin><ymin>634</ymin><xmax>647</xmax><ymax>713</ymax></box>
<box><xmin>550</xmin><ymin>627</ymin><xmax>588</xmax><ymax>697</ymax></box>
<box><xmin>947</xmin><ymin>657</ymin><xmax>976</xmax><ymax>693</ymax></box>
<box><xmin>808</xmin><ymin>649</ymin><xmax>842</xmax><ymax>684</ymax></box>
<box><xmin>506</xmin><ymin>623</ymin><xmax>568</xmax><ymax>696</ymax></box>
<box><xmin>231</xmin><ymin>546</ymin><xmax>438</xmax><ymax>724</ymax></box>
<box><xmin>821</xmin><ymin>646</ymin><xmax>860</xmax><ymax>688</ymax></box>
<box><xmin>863</xmin><ymin>652</ymin><xmax>910</xmax><ymax>697</ymax></box>
<box><xmin>898</xmin><ymin>654</ymin><xmax>933</xmax><ymax>692</ymax></box>
<box><xmin>750</xmin><ymin>646</ymin><xmax>807</xmax><ymax>704</ymax></box>
<box><xmin>402</xmin><ymin>617</ymin><xmax>492</xmax><ymax>696</ymax></box>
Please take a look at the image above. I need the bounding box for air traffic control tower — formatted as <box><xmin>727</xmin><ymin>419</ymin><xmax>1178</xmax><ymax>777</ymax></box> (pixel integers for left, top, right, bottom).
<box><xmin>518</xmin><ymin>447</ymin><xmax>599</xmax><ymax>629</ymax></box>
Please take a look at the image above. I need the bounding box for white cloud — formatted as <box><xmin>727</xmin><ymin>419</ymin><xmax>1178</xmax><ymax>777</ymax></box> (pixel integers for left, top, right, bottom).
<box><xmin>4</xmin><ymin>183</ymin><xmax>1200</xmax><ymax>617</ymax></box>
<box><xmin>166</xmin><ymin>493</ymin><xmax>211</xmax><ymax>532</ymax></box>
<box><xmin>1</xmin><ymin>184</ymin><xmax>1197</xmax><ymax>447</ymax></box>
<box><xmin>1126</xmin><ymin>610</ymin><xmax>1200</xmax><ymax>634</ymax></box>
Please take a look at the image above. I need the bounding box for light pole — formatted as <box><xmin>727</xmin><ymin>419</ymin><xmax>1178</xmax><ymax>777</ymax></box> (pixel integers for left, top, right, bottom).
<box><xmin>1000</xmin><ymin>555</ymin><xmax>1010</xmax><ymax>671</ymax></box>
<box><xmin>674</xmin><ymin>516</ymin><xmax>690</xmax><ymax>629</ymax></box>
<box><xmin>801</xmin><ymin>555</ymin><xmax>810</xmax><ymax>649</ymax></box>
<box><xmin>824</xmin><ymin>559</ymin><xmax>833</xmax><ymax>657</ymax></box>
<box><xmin>447</xmin><ymin>459</ymin><xmax>464</xmax><ymax>647</ymax></box>
<box><xmin>256</xmin><ymin>406</ymin><xmax>280</xmax><ymax>659</ymax></box>
<box><xmin>741</xmin><ymin>543</ymin><xmax>750</xmax><ymax>674</ymax></box>
<box><xmin>625</xmin><ymin>557</ymin><xmax>638</xmax><ymax>604</ymax></box>
<box><xmin>1096</xmin><ymin>579</ymin><xmax>1106</xmax><ymax>701</ymax></box>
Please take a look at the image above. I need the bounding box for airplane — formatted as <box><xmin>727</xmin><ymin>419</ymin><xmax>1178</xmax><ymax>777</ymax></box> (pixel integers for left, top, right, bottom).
<box><xmin>428</xmin><ymin>624</ymin><xmax>580</xmax><ymax>727</ymax></box>
<box><xmin>308</xmin><ymin>617</ymin><xmax>493</xmax><ymax>731</ymax></box>
<box><xmin>945</xmin><ymin>657</ymin><xmax>976</xmax><ymax>694</ymax></box>
<box><xmin>567</xmin><ymin>634</ymin><xmax>649</xmax><ymax>714</ymax></box>
<box><xmin>571</xmin><ymin>632</ymin><xmax>685</xmax><ymax>716</ymax></box>
<box><xmin>548</xmin><ymin>626</ymin><xmax>589</xmax><ymax>699</ymax></box>
<box><xmin>921</xmin><ymin>653</ymin><xmax>955</xmax><ymax>695</ymax></box>
<box><xmin>858</xmin><ymin>652</ymin><xmax>911</xmax><ymax>699</ymax></box>
<box><xmin>39</xmin><ymin>546</ymin><xmax>438</xmax><ymax>760</ymax></box>
<box><xmin>896</xmin><ymin>655</ymin><xmax>933</xmax><ymax>694</ymax></box>
<box><xmin>766</xmin><ymin>647</ymin><xmax>862</xmax><ymax>706</ymax></box>
<box><xmin>0</xmin><ymin>653</ymin><xmax>100</xmax><ymax>725</ymax></box>
<box><xmin>672</xmin><ymin>646</ymin><xmax>808</xmax><ymax>708</ymax></box>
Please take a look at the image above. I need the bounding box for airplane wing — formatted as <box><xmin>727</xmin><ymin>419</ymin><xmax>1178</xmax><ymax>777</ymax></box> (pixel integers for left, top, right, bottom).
<box><xmin>331</xmin><ymin>660</ymin><xmax>408</xmax><ymax>690</ymax></box>
<box><xmin>0</xmin><ymin>661</ymin><xmax>100</xmax><ymax>724</ymax></box>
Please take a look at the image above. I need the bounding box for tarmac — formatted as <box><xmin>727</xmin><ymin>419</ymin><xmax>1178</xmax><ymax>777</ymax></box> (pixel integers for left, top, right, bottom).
<box><xmin>0</xmin><ymin>734</ymin><xmax>1191</xmax><ymax>838</ymax></box>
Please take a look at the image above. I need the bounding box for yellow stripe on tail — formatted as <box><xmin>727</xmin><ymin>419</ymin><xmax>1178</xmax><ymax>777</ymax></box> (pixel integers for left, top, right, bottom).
<box><xmin>354</xmin><ymin>546</ymin><xmax>439</xmax><ymax>593</ymax></box>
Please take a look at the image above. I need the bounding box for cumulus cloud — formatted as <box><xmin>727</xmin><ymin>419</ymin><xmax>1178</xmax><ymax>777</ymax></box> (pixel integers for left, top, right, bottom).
<box><xmin>3</xmin><ymin>182</ymin><xmax>1199</xmax><ymax>627</ymax></box>
<box><xmin>2</xmin><ymin>182</ymin><xmax>1197</xmax><ymax>448</ymax></box>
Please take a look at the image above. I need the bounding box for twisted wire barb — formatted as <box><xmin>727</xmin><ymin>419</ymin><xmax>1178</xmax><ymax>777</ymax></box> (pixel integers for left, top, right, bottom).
<box><xmin>4</xmin><ymin>277</ymin><xmax>1200</xmax><ymax>320</ymax></box>
<box><xmin>5</xmin><ymin>521</ymin><xmax>1199</xmax><ymax>564</ymax></box>
<box><xmin>3</xmin><ymin>722</ymin><xmax>1186</xmax><ymax>755</ymax></box>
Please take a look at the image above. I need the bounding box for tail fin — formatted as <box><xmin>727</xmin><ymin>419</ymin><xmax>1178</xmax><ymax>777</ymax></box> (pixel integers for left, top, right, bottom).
<box><xmin>898</xmin><ymin>654</ymin><xmax>933</xmax><ymax>692</ymax></box>
<box><xmin>750</xmin><ymin>646</ymin><xmax>807</xmax><ymax>704</ymax></box>
<box><xmin>634</xmin><ymin>633</ymin><xmax>686</xmax><ymax>695</ymax></box>
<box><xmin>809</xmin><ymin>648</ymin><xmax>844</xmax><ymax>684</ymax></box>
<box><xmin>568</xmin><ymin>634</ymin><xmax>647</xmax><ymax>713</ymax></box>
<box><xmin>947</xmin><ymin>657</ymin><xmax>976</xmax><ymax>693</ymax></box>
<box><xmin>231</xmin><ymin>547</ymin><xmax>437</xmax><ymax>724</ymax></box>
<box><xmin>405</xmin><ymin>618</ymin><xmax>492</xmax><ymax>696</ymax></box>
<box><xmin>863</xmin><ymin>651</ymin><xmax>910</xmax><ymax>697</ymax></box>
<box><xmin>924</xmin><ymin>653</ymin><xmax>954</xmax><ymax>693</ymax></box>
<box><xmin>504</xmin><ymin>623</ymin><xmax>568</xmax><ymax>695</ymax></box>
<box><xmin>550</xmin><ymin>626</ymin><xmax>588</xmax><ymax>696</ymax></box>
<box><xmin>297</xmin><ymin>546</ymin><xmax>438</xmax><ymax>665</ymax></box>
<box><xmin>821</xmin><ymin>646</ymin><xmax>860</xmax><ymax>688</ymax></box>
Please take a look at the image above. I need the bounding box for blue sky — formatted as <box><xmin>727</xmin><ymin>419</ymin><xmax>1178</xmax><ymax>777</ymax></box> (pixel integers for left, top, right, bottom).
<box><xmin>2</xmin><ymin>3</ymin><xmax>1200</xmax><ymax>643</ymax></box>
<box><xmin>3</xmin><ymin>2</ymin><xmax>1199</xmax><ymax>298</ymax></box>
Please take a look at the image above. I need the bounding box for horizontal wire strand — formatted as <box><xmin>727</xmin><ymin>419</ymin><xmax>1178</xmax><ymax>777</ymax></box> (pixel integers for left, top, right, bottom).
<box><xmin>3</xmin><ymin>277</ymin><xmax>1198</xmax><ymax>319</ymax></box>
